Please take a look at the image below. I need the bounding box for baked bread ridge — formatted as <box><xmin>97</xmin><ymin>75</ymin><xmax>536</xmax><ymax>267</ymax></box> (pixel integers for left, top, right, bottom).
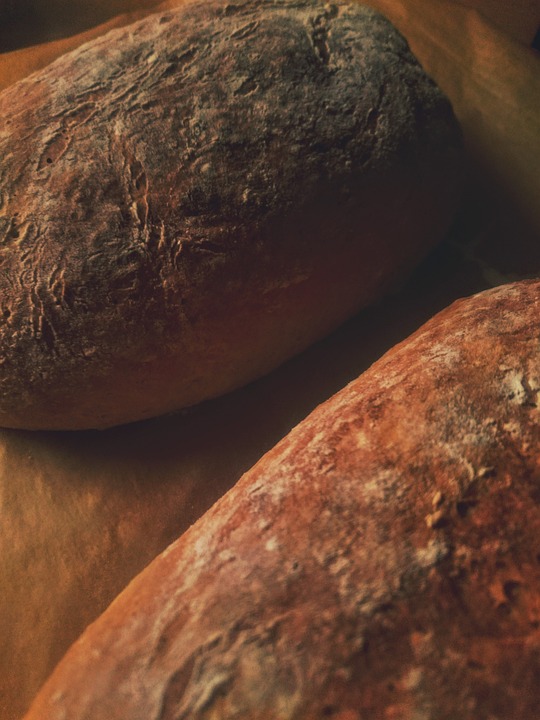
<box><xmin>25</xmin><ymin>279</ymin><xmax>540</xmax><ymax>720</ymax></box>
<box><xmin>0</xmin><ymin>0</ymin><xmax>462</xmax><ymax>429</ymax></box>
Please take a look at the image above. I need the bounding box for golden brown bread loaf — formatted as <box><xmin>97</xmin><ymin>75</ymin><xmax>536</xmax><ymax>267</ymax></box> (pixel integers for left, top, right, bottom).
<box><xmin>0</xmin><ymin>0</ymin><xmax>462</xmax><ymax>430</ymax></box>
<box><xmin>0</xmin><ymin>212</ymin><xmax>514</xmax><ymax>720</ymax></box>
<box><xmin>0</xmin><ymin>223</ymin><xmax>496</xmax><ymax>720</ymax></box>
<box><xmin>25</xmin><ymin>279</ymin><xmax>540</xmax><ymax>720</ymax></box>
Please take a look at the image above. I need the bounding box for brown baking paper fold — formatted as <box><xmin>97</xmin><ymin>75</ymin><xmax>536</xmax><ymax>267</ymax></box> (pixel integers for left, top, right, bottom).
<box><xmin>366</xmin><ymin>0</ymin><xmax>540</xmax><ymax>261</ymax></box>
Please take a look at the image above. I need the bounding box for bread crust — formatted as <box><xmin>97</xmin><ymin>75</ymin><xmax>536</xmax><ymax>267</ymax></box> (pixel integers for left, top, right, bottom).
<box><xmin>25</xmin><ymin>279</ymin><xmax>540</xmax><ymax>719</ymax></box>
<box><xmin>0</xmin><ymin>0</ymin><xmax>461</xmax><ymax>429</ymax></box>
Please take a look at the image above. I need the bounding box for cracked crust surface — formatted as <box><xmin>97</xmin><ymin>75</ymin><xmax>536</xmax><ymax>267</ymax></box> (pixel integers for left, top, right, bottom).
<box><xmin>24</xmin><ymin>279</ymin><xmax>540</xmax><ymax>719</ymax></box>
<box><xmin>0</xmin><ymin>0</ymin><xmax>462</xmax><ymax>429</ymax></box>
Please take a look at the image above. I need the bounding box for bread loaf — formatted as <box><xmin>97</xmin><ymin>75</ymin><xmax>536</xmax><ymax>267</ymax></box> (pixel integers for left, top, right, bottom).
<box><xmin>0</xmin><ymin>205</ymin><xmax>516</xmax><ymax>720</ymax></box>
<box><xmin>0</xmin><ymin>0</ymin><xmax>462</xmax><ymax>430</ymax></box>
<box><xmin>25</xmin><ymin>279</ymin><xmax>540</xmax><ymax>719</ymax></box>
<box><xmin>0</xmin><ymin>227</ymin><xmax>494</xmax><ymax>720</ymax></box>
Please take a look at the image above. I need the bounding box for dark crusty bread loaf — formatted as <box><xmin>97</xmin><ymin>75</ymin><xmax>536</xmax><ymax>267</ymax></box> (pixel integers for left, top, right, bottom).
<box><xmin>25</xmin><ymin>279</ymin><xmax>540</xmax><ymax>719</ymax></box>
<box><xmin>0</xmin><ymin>0</ymin><xmax>462</xmax><ymax>429</ymax></box>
